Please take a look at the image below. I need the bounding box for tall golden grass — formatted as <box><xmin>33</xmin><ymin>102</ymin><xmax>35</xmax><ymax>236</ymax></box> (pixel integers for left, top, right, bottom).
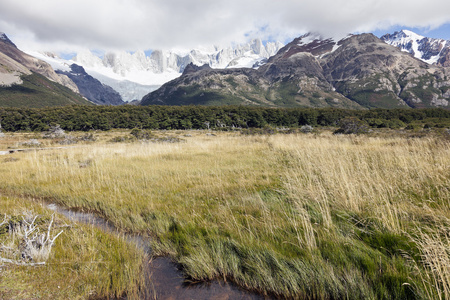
<box><xmin>0</xmin><ymin>130</ymin><xmax>448</xmax><ymax>298</ymax></box>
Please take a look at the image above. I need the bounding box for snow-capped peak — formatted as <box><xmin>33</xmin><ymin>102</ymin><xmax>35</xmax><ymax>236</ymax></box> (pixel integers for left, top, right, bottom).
<box><xmin>381</xmin><ymin>29</ymin><xmax>449</xmax><ymax>65</ymax></box>
<box><xmin>400</xmin><ymin>29</ymin><xmax>424</xmax><ymax>41</ymax></box>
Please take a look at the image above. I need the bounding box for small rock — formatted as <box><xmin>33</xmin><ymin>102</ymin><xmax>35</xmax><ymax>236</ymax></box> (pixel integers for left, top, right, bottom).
<box><xmin>21</xmin><ymin>139</ymin><xmax>41</xmax><ymax>147</ymax></box>
<box><xmin>3</xmin><ymin>157</ymin><xmax>19</xmax><ymax>163</ymax></box>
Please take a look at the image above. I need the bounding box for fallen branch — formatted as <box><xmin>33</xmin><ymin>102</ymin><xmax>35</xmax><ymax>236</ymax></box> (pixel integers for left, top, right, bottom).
<box><xmin>0</xmin><ymin>214</ymin><xmax>8</xmax><ymax>227</ymax></box>
<box><xmin>0</xmin><ymin>257</ymin><xmax>45</xmax><ymax>266</ymax></box>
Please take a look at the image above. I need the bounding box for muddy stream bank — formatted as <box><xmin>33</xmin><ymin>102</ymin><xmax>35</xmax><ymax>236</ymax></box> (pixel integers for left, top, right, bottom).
<box><xmin>47</xmin><ymin>203</ymin><xmax>268</xmax><ymax>300</ymax></box>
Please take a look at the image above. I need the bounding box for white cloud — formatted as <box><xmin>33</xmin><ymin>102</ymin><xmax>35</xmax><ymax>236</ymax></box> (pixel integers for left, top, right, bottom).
<box><xmin>1</xmin><ymin>0</ymin><xmax>450</xmax><ymax>52</ymax></box>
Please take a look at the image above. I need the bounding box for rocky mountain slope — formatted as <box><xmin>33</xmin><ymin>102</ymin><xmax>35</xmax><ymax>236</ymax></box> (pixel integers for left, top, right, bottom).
<box><xmin>1</xmin><ymin>33</ymin><xmax>79</xmax><ymax>92</ymax></box>
<box><xmin>0</xmin><ymin>33</ymin><xmax>92</xmax><ymax>108</ymax></box>
<box><xmin>141</xmin><ymin>33</ymin><xmax>450</xmax><ymax>109</ymax></box>
<box><xmin>381</xmin><ymin>30</ymin><xmax>450</xmax><ymax>67</ymax></box>
<box><xmin>56</xmin><ymin>64</ymin><xmax>124</xmax><ymax>105</ymax></box>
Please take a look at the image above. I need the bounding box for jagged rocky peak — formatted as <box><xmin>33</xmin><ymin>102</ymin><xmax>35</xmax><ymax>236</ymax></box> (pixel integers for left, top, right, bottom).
<box><xmin>382</xmin><ymin>29</ymin><xmax>424</xmax><ymax>41</ymax></box>
<box><xmin>0</xmin><ymin>32</ymin><xmax>16</xmax><ymax>47</ymax></box>
<box><xmin>182</xmin><ymin>63</ymin><xmax>212</xmax><ymax>75</ymax></box>
<box><xmin>381</xmin><ymin>30</ymin><xmax>450</xmax><ymax>66</ymax></box>
<box><xmin>69</xmin><ymin>63</ymin><xmax>88</xmax><ymax>74</ymax></box>
<box><xmin>381</xmin><ymin>30</ymin><xmax>427</xmax><ymax>52</ymax></box>
<box><xmin>249</xmin><ymin>38</ymin><xmax>280</xmax><ymax>57</ymax></box>
<box><xmin>103</xmin><ymin>51</ymin><xmax>152</xmax><ymax>74</ymax></box>
<box><xmin>73</xmin><ymin>39</ymin><xmax>284</xmax><ymax>77</ymax></box>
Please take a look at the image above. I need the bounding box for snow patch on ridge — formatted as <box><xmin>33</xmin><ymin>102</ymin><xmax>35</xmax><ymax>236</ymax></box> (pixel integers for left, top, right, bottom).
<box><xmin>330</xmin><ymin>43</ymin><xmax>341</xmax><ymax>53</ymax></box>
<box><xmin>25</xmin><ymin>51</ymin><xmax>72</xmax><ymax>72</ymax></box>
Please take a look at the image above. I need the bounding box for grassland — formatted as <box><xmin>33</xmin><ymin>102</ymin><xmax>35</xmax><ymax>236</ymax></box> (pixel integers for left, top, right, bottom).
<box><xmin>0</xmin><ymin>129</ymin><xmax>449</xmax><ymax>299</ymax></box>
<box><xmin>0</xmin><ymin>195</ymin><xmax>145</xmax><ymax>299</ymax></box>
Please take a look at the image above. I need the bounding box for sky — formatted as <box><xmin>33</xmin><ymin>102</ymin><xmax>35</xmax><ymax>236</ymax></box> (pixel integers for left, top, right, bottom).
<box><xmin>1</xmin><ymin>0</ymin><xmax>450</xmax><ymax>55</ymax></box>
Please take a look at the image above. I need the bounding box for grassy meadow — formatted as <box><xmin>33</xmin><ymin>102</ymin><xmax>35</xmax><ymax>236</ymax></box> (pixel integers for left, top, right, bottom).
<box><xmin>0</xmin><ymin>129</ymin><xmax>449</xmax><ymax>299</ymax></box>
<box><xmin>0</xmin><ymin>195</ymin><xmax>146</xmax><ymax>299</ymax></box>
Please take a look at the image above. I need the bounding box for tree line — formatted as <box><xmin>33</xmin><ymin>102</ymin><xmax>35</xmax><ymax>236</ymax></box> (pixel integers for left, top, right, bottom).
<box><xmin>0</xmin><ymin>105</ymin><xmax>448</xmax><ymax>132</ymax></box>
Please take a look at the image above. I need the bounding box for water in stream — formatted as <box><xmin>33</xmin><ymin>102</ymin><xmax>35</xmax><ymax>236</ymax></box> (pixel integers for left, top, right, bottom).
<box><xmin>47</xmin><ymin>204</ymin><xmax>268</xmax><ymax>300</ymax></box>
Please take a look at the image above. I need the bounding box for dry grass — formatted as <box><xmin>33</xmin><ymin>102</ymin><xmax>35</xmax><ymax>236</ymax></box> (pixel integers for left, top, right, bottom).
<box><xmin>409</xmin><ymin>225</ymin><xmax>450</xmax><ymax>300</ymax></box>
<box><xmin>0</xmin><ymin>130</ymin><xmax>449</xmax><ymax>298</ymax></box>
<box><xmin>0</xmin><ymin>195</ymin><xmax>145</xmax><ymax>300</ymax></box>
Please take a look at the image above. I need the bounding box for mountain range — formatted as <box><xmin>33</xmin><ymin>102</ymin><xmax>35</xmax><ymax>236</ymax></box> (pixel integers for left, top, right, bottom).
<box><xmin>141</xmin><ymin>33</ymin><xmax>450</xmax><ymax>109</ymax></box>
<box><xmin>2</xmin><ymin>30</ymin><xmax>450</xmax><ymax>109</ymax></box>
<box><xmin>28</xmin><ymin>39</ymin><xmax>284</xmax><ymax>103</ymax></box>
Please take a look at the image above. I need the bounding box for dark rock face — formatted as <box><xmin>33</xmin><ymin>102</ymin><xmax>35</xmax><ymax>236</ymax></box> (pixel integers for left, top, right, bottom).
<box><xmin>141</xmin><ymin>33</ymin><xmax>450</xmax><ymax>109</ymax></box>
<box><xmin>418</xmin><ymin>39</ymin><xmax>444</xmax><ymax>61</ymax></box>
<box><xmin>252</xmin><ymin>58</ymin><xmax>268</xmax><ymax>68</ymax></box>
<box><xmin>437</xmin><ymin>48</ymin><xmax>450</xmax><ymax>67</ymax></box>
<box><xmin>57</xmin><ymin>64</ymin><xmax>124</xmax><ymax>105</ymax></box>
<box><xmin>182</xmin><ymin>63</ymin><xmax>213</xmax><ymax>76</ymax></box>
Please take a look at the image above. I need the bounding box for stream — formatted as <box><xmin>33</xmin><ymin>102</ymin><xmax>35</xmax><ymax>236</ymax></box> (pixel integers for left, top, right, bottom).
<box><xmin>47</xmin><ymin>203</ymin><xmax>268</xmax><ymax>300</ymax></box>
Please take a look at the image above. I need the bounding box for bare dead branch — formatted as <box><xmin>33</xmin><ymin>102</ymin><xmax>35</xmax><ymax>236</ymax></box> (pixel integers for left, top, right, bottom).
<box><xmin>0</xmin><ymin>214</ymin><xmax>8</xmax><ymax>227</ymax></box>
<box><xmin>0</xmin><ymin>257</ymin><xmax>45</xmax><ymax>266</ymax></box>
<box><xmin>2</xmin><ymin>213</ymin><xmax>63</xmax><ymax>264</ymax></box>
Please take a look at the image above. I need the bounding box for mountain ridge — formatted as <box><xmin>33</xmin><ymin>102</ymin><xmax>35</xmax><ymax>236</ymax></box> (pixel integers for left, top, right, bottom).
<box><xmin>31</xmin><ymin>39</ymin><xmax>284</xmax><ymax>102</ymax></box>
<box><xmin>141</xmin><ymin>33</ymin><xmax>450</xmax><ymax>109</ymax></box>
